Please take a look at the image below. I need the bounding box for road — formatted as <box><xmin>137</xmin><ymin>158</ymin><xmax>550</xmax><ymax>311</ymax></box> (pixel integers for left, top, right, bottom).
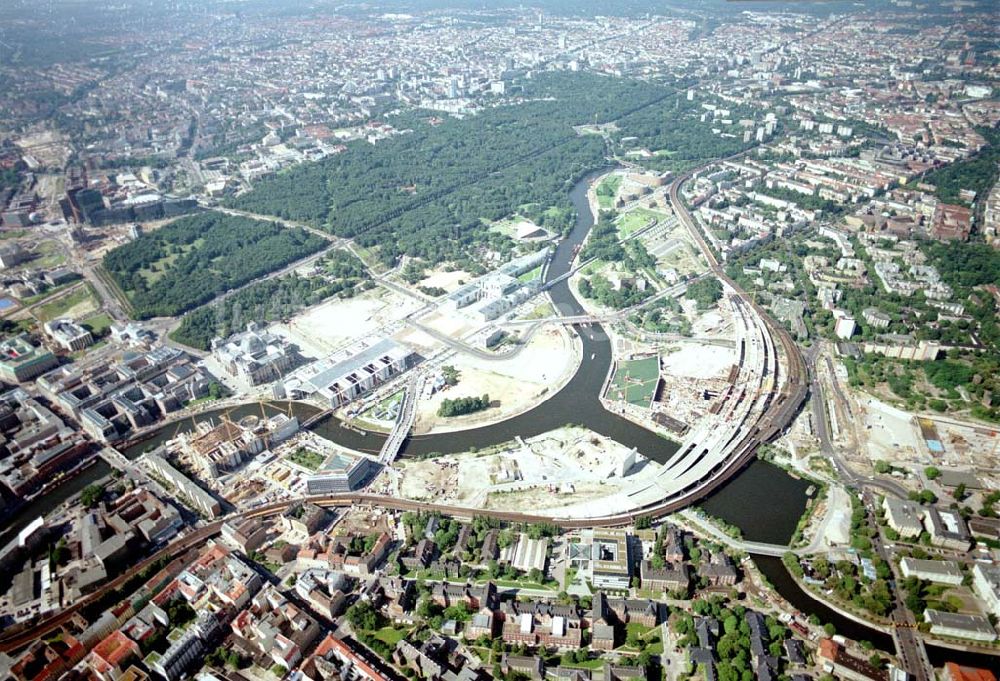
<box><xmin>806</xmin><ymin>347</ymin><xmax>910</xmax><ymax>500</ymax></box>
<box><xmin>862</xmin><ymin>488</ymin><xmax>933</xmax><ymax>681</ymax></box>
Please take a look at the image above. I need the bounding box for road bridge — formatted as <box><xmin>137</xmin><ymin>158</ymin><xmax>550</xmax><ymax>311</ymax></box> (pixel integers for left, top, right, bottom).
<box><xmin>378</xmin><ymin>376</ymin><xmax>421</xmax><ymax>465</ymax></box>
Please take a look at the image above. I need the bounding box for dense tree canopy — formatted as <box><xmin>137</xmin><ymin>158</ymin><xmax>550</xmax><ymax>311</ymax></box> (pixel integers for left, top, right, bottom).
<box><xmin>922</xmin><ymin>127</ymin><xmax>1000</xmax><ymax>206</ymax></box>
<box><xmin>103</xmin><ymin>211</ymin><xmax>327</xmax><ymax>318</ymax></box>
<box><xmin>228</xmin><ymin>72</ymin><xmax>697</xmax><ymax>266</ymax></box>
<box><xmin>685</xmin><ymin>277</ymin><xmax>723</xmax><ymax>309</ymax></box>
<box><xmin>170</xmin><ymin>249</ymin><xmax>371</xmax><ymax>349</ymax></box>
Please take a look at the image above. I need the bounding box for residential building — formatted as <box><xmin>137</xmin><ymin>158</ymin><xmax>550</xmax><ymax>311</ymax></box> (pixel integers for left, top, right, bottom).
<box><xmin>232</xmin><ymin>585</ymin><xmax>321</xmax><ymax>671</ymax></box>
<box><xmin>144</xmin><ymin>450</ymin><xmax>222</xmax><ymax>518</ymax></box>
<box><xmin>0</xmin><ymin>388</ymin><xmax>91</xmax><ymax>497</ymax></box>
<box><xmin>923</xmin><ymin>609</ymin><xmax>997</xmax><ymax>642</ymax></box>
<box><xmin>834</xmin><ymin>314</ymin><xmax>856</xmax><ymax>340</ymax></box>
<box><xmin>943</xmin><ymin>663</ymin><xmax>997</xmax><ymax>681</ymax></box>
<box><xmin>431</xmin><ymin>581</ymin><xmax>498</xmax><ymax>612</ymax></box>
<box><xmin>401</xmin><ymin>538</ymin><xmax>436</xmax><ymax>571</ymax></box>
<box><xmin>86</xmin><ymin>631</ymin><xmax>141</xmax><ymax>681</ymax></box>
<box><xmin>220</xmin><ymin>518</ymin><xmax>269</xmax><ymax>554</ymax></box>
<box><xmin>882</xmin><ymin>497</ymin><xmax>924</xmax><ymax>538</ymax></box>
<box><xmin>145</xmin><ymin>611</ymin><xmax>220</xmax><ymax>681</ymax></box>
<box><xmin>698</xmin><ymin>551</ymin><xmax>738</xmax><ymax>586</ymax></box>
<box><xmin>926</xmin><ymin>507</ymin><xmax>971</xmax><ymax>551</ymax></box>
<box><xmin>640</xmin><ymin>560</ymin><xmax>690</xmax><ymax>593</ymax></box>
<box><xmin>817</xmin><ymin>639</ymin><xmax>887</xmax><ymax>681</ymax></box>
<box><xmin>501</xmin><ymin>654</ymin><xmax>544</xmax><ymax>681</ymax></box>
<box><xmin>899</xmin><ymin>558</ymin><xmax>963</xmax><ymax>586</ymax></box>
<box><xmin>971</xmin><ymin>563</ymin><xmax>1000</xmax><ymax>619</ymax></box>
<box><xmin>312</xmin><ymin>635</ymin><xmax>391</xmax><ymax>681</ymax></box>
<box><xmin>281</xmin><ymin>502</ymin><xmax>331</xmax><ymax>536</ymax></box>
<box><xmin>500</xmin><ymin>600</ymin><xmax>583</xmax><ymax>648</ymax></box>
<box><xmin>969</xmin><ymin>516</ymin><xmax>1000</xmax><ymax>542</ymax></box>
<box><xmin>862</xmin><ymin>308</ymin><xmax>891</xmax><ymax>330</ymax></box>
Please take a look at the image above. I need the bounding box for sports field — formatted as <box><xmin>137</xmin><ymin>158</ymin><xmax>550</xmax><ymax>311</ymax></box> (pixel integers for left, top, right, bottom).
<box><xmin>609</xmin><ymin>356</ymin><xmax>660</xmax><ymax>407</ymax></box>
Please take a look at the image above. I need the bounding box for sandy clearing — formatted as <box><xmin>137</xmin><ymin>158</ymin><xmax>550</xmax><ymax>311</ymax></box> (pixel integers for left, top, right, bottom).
<box><xmin>661</xmin><ymin>343</ymin><xmax>734</xmax><ymax>380</ymax></box>
<box><xmin>397</xmin><ymin>426</ymin><xmax>663</xmax><ymax>512</ymax></box>
<box><xmin>393</xmin><ymin>326</ymin><xmax>442</xmax><ymax>354</ymax></box>
<box><xmin>270</xmin><ymin>288</ymin><xmax>421</xmax><ymax>358</ymax></box>
<box><xmin>422</xmin><ymin>310</ymin><xmax>476</xmax><ymax>338</ymax></box>
<box><xmin>419</xmin><ymin>267</ymin><xmax>473</xmax><ymax>293</ymax></box>
<box><xmin>861</xmin><ymin>396</ymin><xmax>925</xmax><ymax>462</ymax></box>
<box><xmin>414</xmin><ymin>326</ymin><xmax>578</xmax><ymax>434</ymax></box>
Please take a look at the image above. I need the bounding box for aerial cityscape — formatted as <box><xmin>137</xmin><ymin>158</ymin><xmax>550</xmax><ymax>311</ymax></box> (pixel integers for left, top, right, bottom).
<box><xmin>0</xmin><ymin>0</ymin><xmax>998</xmax><ymax>680</ymax></box>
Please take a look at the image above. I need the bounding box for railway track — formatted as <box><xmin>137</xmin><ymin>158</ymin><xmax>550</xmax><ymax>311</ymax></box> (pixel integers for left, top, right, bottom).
<box><xmin>667</xmin><ymin>166</ymin><xmax>809</xmax><ymax>450</ymax></box>
<box><xmin>1</xmin><ymin>159</ymin><xmax>810</xmax><ymax>655</ymax></box>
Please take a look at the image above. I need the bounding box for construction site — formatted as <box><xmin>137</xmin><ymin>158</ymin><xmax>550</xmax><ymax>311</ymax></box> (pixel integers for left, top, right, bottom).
<box><xmin>388</xmin><ymin>425</ymin><xmax>659</xmax><ymax>512</ymax></box>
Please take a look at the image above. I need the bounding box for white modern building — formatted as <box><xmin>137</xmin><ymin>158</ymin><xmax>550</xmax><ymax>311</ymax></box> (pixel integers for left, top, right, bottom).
<box><xmin>43</xmin><ymin>319</ymin><xmax>94</xmax><ymax>352</ymax></box>
<box><xmin>283</xmin><ymin>336</ymin><xmax>418</xmax><ymax>408</ymax></box>
<box><xmin>972</xmin><ymin>563</ymin><xmax>1000</xmax><ymax>619</ymax></box>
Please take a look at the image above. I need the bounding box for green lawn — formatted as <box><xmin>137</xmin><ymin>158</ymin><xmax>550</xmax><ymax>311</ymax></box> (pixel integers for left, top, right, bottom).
<box><xmin>184</xmin><ymin>394</ymin><xmax>220</xmax><ymax>409</ymax></box>
<box><xmin>32</xmin><ymin>241</ymin><xmax>67</xmax><ymax>269</ymax></box>
<box><xmin>518</xmin><ymin>265</ymin><xmax>543</xmax><ymax>283</ymax></box>
<box><xmin>19</xmin><ymin>280</ymin><xmax>79</xmax><ymax>307</ymax></box>
<box><xmin>596</xmin><ymin>175</ymin><xmax>623</xmax><ymax>210</ymax></box>
<box><xmin>373</xmin><ymin>626</ymin><xmax>410</xmax><ymax>646</ymax></box>
<box><xmin>524</xmin><ymin>302</ymin><xmax>555</xmax><ymax>319</ymax></box>
<box><xmin>561</xmin><ymin>658</ymin><xmax>606</xmax><ymax>670</ymax></box>
<box><xmin>609</xmin><ymin>356</ymin><xmax>660</xmax><ymax>407</ymax></box>
<box><xmin>139</xmin><ymin>240</ymin><xmax>202</xmax><ymax>286</ymax></box>
<box><xmin>468</xmin><ymin>646</ymin><xmax>494</xmax><ymax>665</ymax></box>
<box><xmin>626</xmin><ymin>622</ymin><xmax>654</xmax><ymax>638</ymax></box>
<box><xmin>287</xmin><ymin>448</ymin><xmax>325</xmax><ymax>472</ymax></box>
<box><xmin>34</xmin><ymin>284</ymin><xmax>99</xmax><ymax>322</ymax></box>
<box><xmin>623</xmin><ymin>622</ymin><xmax>663</xmax><ymax>653</ymax></box>
<box><xmin>81</xmin><ymin>312</ymin><xmax>114</xmax><ymax>336</ymax></box>
<box><xmin>376</xmin><ymin>390</ymin><xmax>404</xmax><ymax>413</ymax></box>
<box><xmin>488</xmin><ymin>578</ymin><xmax>557</xmax><ymax>591</ymax></box>
<box><xmin>616</xmin><ymin>208</ymin><xmax>665</xmax><ymax>238</ymax></box>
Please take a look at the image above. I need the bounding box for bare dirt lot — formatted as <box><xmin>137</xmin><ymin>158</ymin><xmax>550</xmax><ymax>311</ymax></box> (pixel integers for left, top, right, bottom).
<box><xmin>414</xmin><ymin>325</ymin><xmax>579</xmax><ymax>434</ymax></box>
<box><xmin>270</xmin><ymin>287</ymin><xmax>422</xmax><ymax>358</ymax></box>
<box><xmin>418</xmin><ymin>267</ymin><xmax>473</xmax><ymax>294</ymax></box>
<box><xmin>395</xmin><ymin>425</ymin><xmax>662</xmax><ymax>512</ymax></box>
